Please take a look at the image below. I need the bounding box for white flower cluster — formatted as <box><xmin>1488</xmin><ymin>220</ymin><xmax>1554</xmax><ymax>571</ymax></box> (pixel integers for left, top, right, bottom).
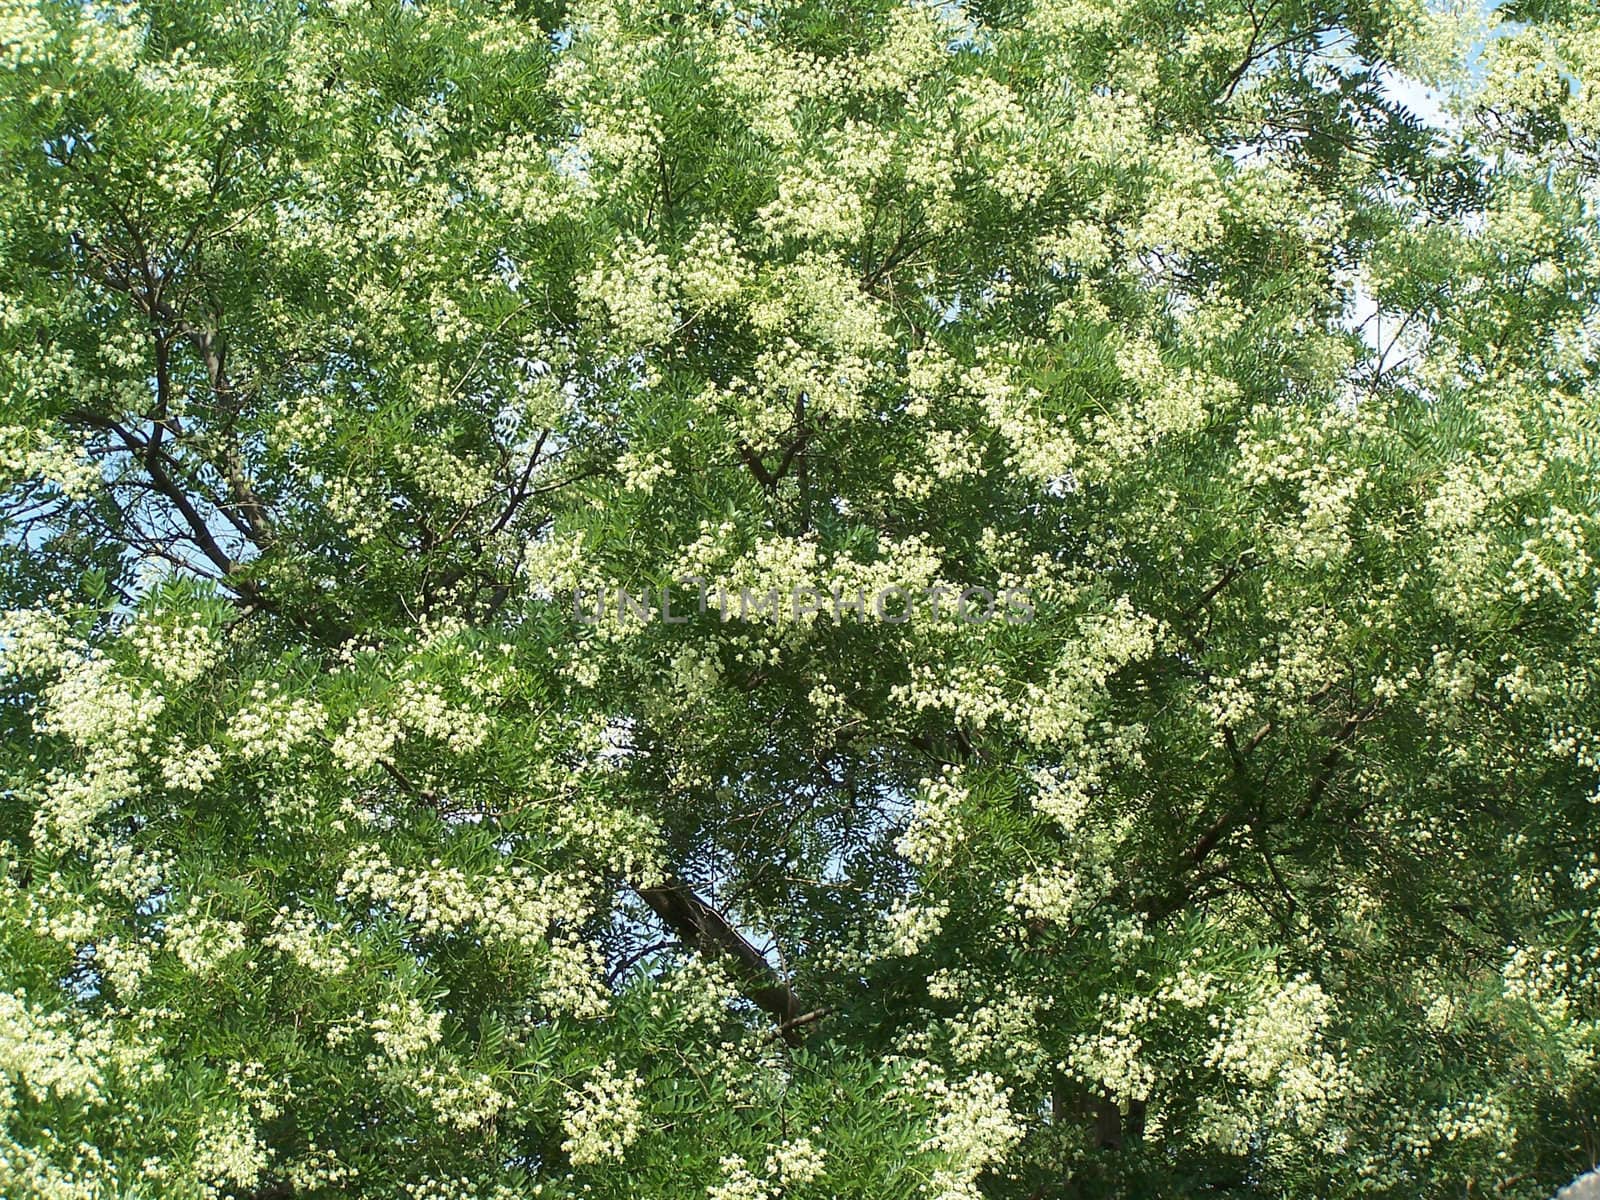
<box><xmin>943</xmin><ymin>992</ymin><xmax>1046</xmax><ymax>1079</ymax></box>
<box><xmin>577</xmin><ymin>236</ymin><xmax>677</xmax><ymax>351</ymax></box>
<box><xmin>0</xmin><ymin>990</ymin><xmax>121</xmax><ymax>1105</ymax></box>
<box><xmin>705</xmin><ymin>1137</ymin><xmax>826</xmax><ymax>1200</ymax></box>
<box><xmin>1200</xmin><ymin>973</ymin><xmax>1352</xmax><ymax>1152</ymax></box>
<box><xmin>329</xmin><ymin>705</ymin><xmax>400</xmax><ymax>776</ymax></box>
<box><xmin>0</xmin><ymin>0</ymin><xmax>56</xmax><ymax>71</ymax></box>
<box><xmin>707</xmin><ymin>1155</ymin><xmax>768</xmax><ymax>1200</ymax></box>
<box><xmin>1022</xmin><ymin>601</ymin><xmax>1160</xmax><ymax>747</ymax></box>
<box><xmin>0</xmin><ymin>424</ymin><xmax>99</xmax><ymax>499</ymax></box>
<box><xmin>1354</xmin><ymin>1087</ymin><xmax>1520</xmax><ymax>1186</ymax></box>
<box><xmin>283</xmin><ymin>1144</ymin><xmax>359</xmax><ymax>1193</ymax></box>
<box><xmin>411</xmin><ymin>1063</ymin><xmax>511</xmax><ymax>1132</ymax></box>
<box><xmin>38</xmin><ymin>655</ymin><xmax>163</xmax><ymax>749</ymax></box>
<box><xmin>18</xmin><ymin>869</ymin><xmax>102</xmax><ymax>946</ymax></box>
<box><xmin>1007</xmin><ymin>867</ymin><xmax>1088</xmax><ymax>928</ymax></box>
<box><xmin>227</xmin><ymin>1058</ymin><xmax>287</xmax><ymax>1124</ymax></box>
<box><xmin>369</xmin><ymin>995</ymin><xmax>446</xmax><ymax>1064</ymax></box>
<box><xmin>330</xmin><ymin>678</ymin><xmax>490</xmax><ymax>776</ymax></box>
<box><xmin>1289</xmin><ymin>464</ymin><xmax>1368</xmax><ymax>569</ymax></box>
<box><xmin>32</xmin><ymin>654</ymin><xmax>163</xmax><ymax>849</ymax></box>
<box><xmin>1509</xmin><ymin>505</ymin><xmax>1597</xmax><ymax>605</ymax></box>
<box><xmin>1431</xmin><ymin>1093</ymin><xmax>1516</xmax><ymax>1147</ymax></box>
<box><xmin>905</xmin><ymin>1066</ymin><xmax>1024</xmax><ymax>1200</ymax></box>
<box><xmin>617</xmin><ymin>445</ymin><xmax>674</xmax><ymax>495</ymax></box>
<box><xmin>401</xmin><ymin>1178</ymin><xmax>527</xmax><ymax>1200</ymax></box>
<box><xmin>468</xmin><ymin>127</ymin><xmax>581</xmax><ymax>224</ymax></box>
<box><xmin>1134</xmin><ymin>138</ymin><xmax>1225</xmax><ymax>255</ymax></box>
<box><xmin>229</xmin><ymin>682</ymin><xmax>326</xmax><ymax>762</ymax></box>
<box><xmin>323</xmin><ymin>476</ymin><xmax>385</xmax><ymax>544</ymax></box>
<box><xmin>644</xmin><ymin>957</ymin><xmax>745</xmax><ymax>1030</ymax></box>
<box><xmin>539</xmin><ymin>937</ymin><xmax>614</xmax><ymax>1021</ymax></box>
<box><xmin>525</xmin><ymin>528</ymin><xmax>590</xmax><ymax>595</ymax></box>
<box><xmin>749</xmin><ymin>254</ymin><xmax>891</xmax><ymax>358</ymax></box>
<box><xmin>263</xmin><ymin>906</ymin><xmax>353</xmax><ymax>977</ymax></box>
<box><xmin>894</xmin><ymin>768</ymin><xmax>969</xmax><ymax>868</ymax></box>
<box><xmin>163</xmin><ymin>898</ymin><xmax>248</xmax><ymax>976</ymax></box>
<box><xmin>1500</xmin><ymin>938</ymin><xmax>1600</xmax><ymax>1069</ymax></box>
<box><xmin>393</xmin><ymin>442</ymin><xmax>495</xmax><ymax>507</ymax></box>
<box><xmin>560</xmin><ymin>1059</ymin><xmax>644</xmax><ymax>1166</ymax></box>
<box><xmin>758</xmin><ymin>123</ymin><xmax>893</xmax><ymax>246</ymax></box>
<box><xmin>192</xmin><ymin>1108</ymin><xmax>268</xmax><ymax>1198</ymax></box>
<box><xmin>553</xmin><ymin>800</ymin><xmax>665</xmax><ymax>888</ymax></box>
<box><xmin>0</xmin><ymin>606</ymin><xmax>78</xmax><ymax>677</ymax></box>
<box><xmin>1028</xmin><ymin>763</ymin><xmax>1094</xmax><ymax>834</ymax></box>
<box><xmin>677</xmin><ymin>221</ymin><xmax>751</xmax><ymax>311</ymax></box>
<box><xmin>892</xmin><ymin>428</ymin><xmax>986</xmax><ymax>500</ymax></box>
<box><xmin>1065</xmin><ymin>993</ymin><xmax>1161</xmax><ymax>1104</ymax></box>
<box><xmin>90</xmin><ymin>841</ymin><xmax>166</xmax><ymax>903</ymax></box>
<box><xmin>288</xmin><ymin>1145</ymin><xmax>363</xmax><ymax>1196</ymax></box>
<box><xmin>765</xmin><ymin>1136</ymin><xmax>826</xmax><ymax>1187</ymax></box>
<box><xmin>891</xmin><ymin>659</ymin><xmax>1014</xmax><ymax>733</ymax></box>
<box><xmin>127</xmin><ymin>612</ymin><xmax>219</xmax><ymax>687</ymax></box>
<box><xmin>160</xmin><ymin>737</ymin><xmax>223</xmax><ymax>794</ymax></box>
<box><xmin>337</xmin><ymin>846</ymin><xmax>609</xmax><ymax>1016</ymax></box>
<box><xmin>666</xmin><ymin>642</ymin><xmax>724</xmax><ymax>710</ymax></box>
<box><xmin>268</xmin><ymin>393</ymin><xmax>337</xmax><ymax>455</ymax></box>
<box><xmin>96</xmin><ymin>935</ymin><xmax>154</xmax><ymax>998</ymax></box>
<box><xmin>884</xmin><ymin>897</ymin><xmax>947</xmax><ymax>957</ymax></box>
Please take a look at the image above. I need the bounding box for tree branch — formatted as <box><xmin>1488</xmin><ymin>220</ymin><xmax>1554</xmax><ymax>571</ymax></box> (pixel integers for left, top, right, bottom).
<box><xmin>635</xmin><ymin>877</ymin><xmax>805</xmax><ymax>1043</ymax></box>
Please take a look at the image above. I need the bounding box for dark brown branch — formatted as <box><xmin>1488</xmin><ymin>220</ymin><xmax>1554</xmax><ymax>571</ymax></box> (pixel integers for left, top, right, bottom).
<box><xmin>1295</xmin><ymin>703</ymin><xmax>1377</xmax><ymax>820</ymax></box>
<box><xmin>735</xmin><ymin>428</ymin><xmax>806</xmax><ymax>492</ymax></box>
<box><xmin>636</xmin><ymin>877</ymin><xmax>804</xmax><ymax>1043</ymax></box>
<box><xmin>67</xmin><ymin>409</ymin><xmax>244</xmax><ymax>586</ymax></box>
<box><xmin>487</xmin><ymin>429</ymin><xmax>551</xmax><ymax>536</ymax></box>
<box><xmin>74</xmin><ymin>230</ymin><xmax>276</xmax><ymax>548</ymax></box>
<box><xmin>767</xmin><ymin>1006</ymin><xmax>833</xmax><ymax>1042</ymax></box>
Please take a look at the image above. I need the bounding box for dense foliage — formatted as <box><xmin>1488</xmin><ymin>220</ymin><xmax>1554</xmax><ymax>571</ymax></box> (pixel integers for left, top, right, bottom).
<box><xmin>2</xmin><ymin>0</ymin><xmax>1600</xmax><ymax>1196</ymax></box>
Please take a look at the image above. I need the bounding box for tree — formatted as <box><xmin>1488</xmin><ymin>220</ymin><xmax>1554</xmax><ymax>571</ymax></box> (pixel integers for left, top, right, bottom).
<box><xmin>1</xmin><ymin>0</ymin><xmax>1599</xmax><ymax>1195</ymax></box>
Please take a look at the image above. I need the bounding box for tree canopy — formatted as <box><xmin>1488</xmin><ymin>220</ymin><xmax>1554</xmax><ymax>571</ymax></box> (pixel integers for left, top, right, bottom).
<box><xmin>2</xmin><ymin>0</ymin><xmax>1600</xmax><ymax>1196</ymax></box>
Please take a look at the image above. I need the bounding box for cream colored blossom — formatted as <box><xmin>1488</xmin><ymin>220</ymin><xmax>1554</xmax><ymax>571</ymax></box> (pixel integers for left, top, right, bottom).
<box><xmin>193</xmin><ymin>1108</ymin><xmax>268</xmax><ymax>1198</ymax></box>
<box><xmin>560</xmin><ymin>1059</ymin><xmax>644</xmax><ymax>1166</ymax></box>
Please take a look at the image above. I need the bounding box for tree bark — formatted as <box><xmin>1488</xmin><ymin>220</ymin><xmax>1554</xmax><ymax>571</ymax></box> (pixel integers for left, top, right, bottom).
<box><xmin>635</xmin><ymin>877</ymin><xmax>805</xmax><ymax>1043</ymax></box>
